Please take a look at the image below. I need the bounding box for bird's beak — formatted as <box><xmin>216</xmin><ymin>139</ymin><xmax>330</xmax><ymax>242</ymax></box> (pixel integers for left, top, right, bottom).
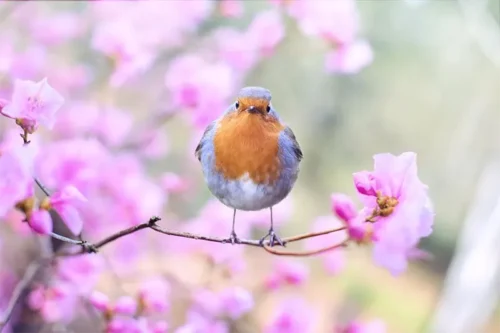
<box><xmin>246</xmin><ymin>106</ymin><xmax>258</xmax><ymax>114</ymax></box>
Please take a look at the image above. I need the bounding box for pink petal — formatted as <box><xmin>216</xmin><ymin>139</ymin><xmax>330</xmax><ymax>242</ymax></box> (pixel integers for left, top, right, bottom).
<box><xmin>113</xmin><ymin>296</ymin><xmax>137</xmax><ymax>316</ymax></box>
<box><xmin>331</xmin><ymin>193</ymin><xmax>357</xmax><ymax>221</ymax></box>
<box><xmin>89</xmin><ymin>291</ymin><xmax>110</xmax><ymax>312</ymax></box>
<box><xmin>55</xmin><ymin>205</ymin><xmax>83</xmax><ymax>235</ymax></box>
<box><xmin>29</xmin><ymin>210</ymin><xmax>53</xmax><ymax>235</ymax></box>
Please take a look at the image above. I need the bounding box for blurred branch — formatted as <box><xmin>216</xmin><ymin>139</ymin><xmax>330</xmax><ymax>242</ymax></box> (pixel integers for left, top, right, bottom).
<box><xmin>0</xmin><ymin>258</ymin><xmax>51</xmax><ymax>332</ymax></box>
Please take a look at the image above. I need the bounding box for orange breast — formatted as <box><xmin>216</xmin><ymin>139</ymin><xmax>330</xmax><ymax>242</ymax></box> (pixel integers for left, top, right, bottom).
<box><xmin>213</xmin><ymin>112</ymin><xmax>285</xmax><ymax>184</ymax></box>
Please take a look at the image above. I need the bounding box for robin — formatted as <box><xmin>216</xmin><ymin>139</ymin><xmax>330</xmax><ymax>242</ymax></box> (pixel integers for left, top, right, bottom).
<box><xmin>195</xmin><ymin>86</ymin><xmax>303</xmax><ymax>246</ymax></box>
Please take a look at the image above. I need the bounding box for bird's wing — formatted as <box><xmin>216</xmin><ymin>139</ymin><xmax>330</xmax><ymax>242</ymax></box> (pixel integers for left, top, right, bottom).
<box><xmin>195</xmin><ymin>121</ymin><xmax>216</xmax><ymax>162</ymax></box>
<box><xmin>282</xmin><ymin>126</ymin><xmax>303</xmax><ymax>162</ymax></box>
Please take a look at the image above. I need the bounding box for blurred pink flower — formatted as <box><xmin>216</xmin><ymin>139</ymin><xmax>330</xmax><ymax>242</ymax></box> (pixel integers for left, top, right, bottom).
<box><xmin>325</xmin><ymin>40</ymin><xmax>374</xmax><ymax>74</ymax></box>
<box><xmin>139</xmin><ymin>129</ymin><xmax>170</xmax><ymax>160</ymax></box>
<box><xmin>353</xmin><ymin>152</ymin><xmax>434</xmax><ymax>275</ymax></box>
<box><xmin>164</xmin><ymin>54</ymin><xmax>238</xmax><ymax>128</ymax></box>
<box><xmin>9</xmin><ymin>46</ymin><xmax>47</xmax><ymax>80</ymax></box>
<box><xmin>213</xmin><ymin>28</ymin><xmax>259</xmax><ymax>72</ymax></box>
<box><xmin>93</xmin><ymin>107</ymin><xmax>134</xmax><ymax>147</ymax></box>
<box><xmin>288</xmin><ymin>0</ymin><xmax>359</xmax><ymax>44</ymax></box>
<box><xmin>0</xmin><ymin>147</ymin><xmax>34</xmax><ymax>218</ymax></box>
<box><xmin>160</xmin><ymin>172</ymin><xmax>190</xmax><ymax>194</ymax></box>
<box><xmin>47</xmin><ymin>185</ymin><xmax>87</xmax><ymax>234</ymax></box>
<box><xmin>264</xmin><ymin>258</ymin><xmax>309</xmax><ymax>290</ymax></box>
<box><xmin>337</xmin><ymin>319</ymin><xmax>387</xmax><ymax>333</ymax></box>
<box><xmin>35</xmin><ymin>138</ymin><xmax>108</xmax><ymax>191</ymax></box>
<box><xmin>53</xmin><ymin>102</ymin><xmax>100</xmax><ymax>138</ymax></box>
<box><xmin>219</xmin><ymin>0</ymin><xmax>244</xmax><ymax>17</ymax></box>
<box><xmin>264</xmin><ymin>297</ymin><xmax>315</xmax><ymax>333</ymax></box>
<box><xmin>89</xmin><ymin>291</ymin><xmax>110</xmax><ymax>312</ymax></box>
<box><xmin>181</xmin><ymin>305</ymin><xmax>229</xmax><ymax>333</ymax></box>
<box><xmin>113</xmin><ymin>296</ymin><xmax>137</xmax><ymax>316</ymax></box>
<box><xmin>29</xmin><ymin>12</ymin><xmax>86</xmax><ymax>46</ymax></box>
<box><xmin>218</xmin><ymin>286</ymin><xmax>254</xmax><ymax>319</ymax></box>
<box><xmin>27</xmin><ymin>283</ymin><xmax>78</xmax><ymax>323</ymax></box>
<box><xmin>246</xmin><ymin>10</ymin><xmax>285</xmax><ymax>57</ymax></box>
<box><xmin>1</xmin><ymin>78</ymin><xmax>64</xmax><ymax>131</ymax></box>
<box><xmin>214</xmin><ymin>10</ymin><xmax>284</xmax><ymax>72</ymax></box>
<box><xmin>138</xmin><ymin>278</ymin><xmax>170</xmax><ymax>314</ymax></box>
<box><xmin>50</xmin><ymin>64</ymin><xmax>92</xmax><ymax>94</ymax></box>
<box><xmin>305</xmin><ymin>216</ymin><xmax>347</xmax><ymax>275</ymax></box>
<box><xmin>57</xmin><ymin>255</ymin><xmax>104</xmax><ymax>293</ymax></box>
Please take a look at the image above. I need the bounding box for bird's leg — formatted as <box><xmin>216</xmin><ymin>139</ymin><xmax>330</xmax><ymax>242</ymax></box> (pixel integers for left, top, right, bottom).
<box><xmin>226</xmin><ymin>209</ymin><xmax>240</xmax><ymax>245</ymax></box>
<box><xmin>259</xmin><ymin>207</ymin><xmax>285</xmax><ymax>247</ymax></box>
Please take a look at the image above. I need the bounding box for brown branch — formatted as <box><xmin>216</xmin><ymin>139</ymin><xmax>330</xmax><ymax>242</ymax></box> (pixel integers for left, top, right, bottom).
<box><xmin>263</xmin><ymin>239</ymin><xmax>350</xmax><ymax>257</ymax></box>
<box><xmin>56</xmin><ymin>217</ymin><xmax>349</xmax><ymax>258</ymax></box>
<box><xmin>0</xmin><ymin>258</ymin><xmax>51</xmax><ymax>332</ymax></box>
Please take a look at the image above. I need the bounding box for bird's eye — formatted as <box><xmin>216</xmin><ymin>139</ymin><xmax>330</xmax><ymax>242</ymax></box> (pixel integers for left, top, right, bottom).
<box><xmin>235</xmin><ymin>102</ymin><xmax>240</xmax><ymax>109</ymax></box>
<box><xmin>266</xmin><ymin>105</ymin><xmax>271</xmax><ymax>112</ymax></box>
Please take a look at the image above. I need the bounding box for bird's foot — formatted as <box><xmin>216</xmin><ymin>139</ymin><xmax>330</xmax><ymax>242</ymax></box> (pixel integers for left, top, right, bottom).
<box><xmin>224</xmin><ymin>231</ymin><xmax>240</xmax><ymax>245</ymax></box>
<box><xmin>259</xmin><ymin>229</ymin><xmax>285</xmax><ymax>247</ymax></box>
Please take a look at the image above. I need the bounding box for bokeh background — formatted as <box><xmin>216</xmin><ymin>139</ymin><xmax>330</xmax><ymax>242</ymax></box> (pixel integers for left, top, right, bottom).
<box><xmin>0</xmin><ymin>0</ymin><xmax>499</xmax><ymax>332</ymax></box>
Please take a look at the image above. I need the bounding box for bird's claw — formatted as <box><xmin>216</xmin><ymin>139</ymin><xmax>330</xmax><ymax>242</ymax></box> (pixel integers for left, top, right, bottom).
<box><xmin>224</xmin><ymin>231</ymin><xmax>240</xmax><ymax>245</ymax></box>
<box><xmin>259</xmin><ymin>229</ymin><xmax>285</xmax><ymax>247</ymax></box>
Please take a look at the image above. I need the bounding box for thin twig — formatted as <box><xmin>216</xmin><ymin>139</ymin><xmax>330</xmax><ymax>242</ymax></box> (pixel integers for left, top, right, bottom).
<box><xmin>262</xmin><ymin>239</ymin><xmax>350</xmax><ymax>257</ymax></box>
<box><xmin>0</xmin><ymin>258</ymin><xmax>51</xmax><ymax>332</ymax></box>
<box><xmin>56</xmin><ymin>217</ymin><xmax>349</xmax><ymax>257</ymax></box>
<box><xmin>34</xmin><ymin>178</ymin><xmax>50</xmax><ymax>196</ymax></box>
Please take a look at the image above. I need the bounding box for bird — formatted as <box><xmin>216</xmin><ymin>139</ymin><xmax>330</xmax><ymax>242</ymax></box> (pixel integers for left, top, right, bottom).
<box><xmin>195</xmin><ymin>86</ymin><xmax>303</xmax><ymax>247</ymax></box>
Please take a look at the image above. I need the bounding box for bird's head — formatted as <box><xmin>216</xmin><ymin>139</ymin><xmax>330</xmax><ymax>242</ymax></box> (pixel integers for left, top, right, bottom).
<box><xmin>234</xmin><ymin>86</ymin><xmax>274</xmax><ymax>117</ymax></box>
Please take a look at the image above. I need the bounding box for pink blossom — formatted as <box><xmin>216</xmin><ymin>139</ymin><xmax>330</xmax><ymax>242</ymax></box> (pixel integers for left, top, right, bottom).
<box><xmin>56</xmin><ymin>255</ymin><xmax>104</xmax><ymax>293</ymax></box>
<box><xmin>138</xmin><ymin>278</ymin><xmax>170</xmax><ymax>314</ymax></box>
<box><xmin>305</xmin><ymin>216</ymin><xmax>347</xmax><ymax>275</ymax></box>
<box><xmin>35</xmin><ymin>138</ymin><xmax>108</xmax><ymax>191</ymax></box>
<box><xmin>113</xmin><ymin>296</ymin><xmax>137</xmax><ymax>316</ymax></box>
<box><xmin>246</xmin><ymin>10</ymin><xmax>285</xmax><ymax>56</ymax></box>
<box><xmin>331</xmin><ymin>193</ymin><xmax>357</xmax><ymax>222</ymax></box>
<box><xmin>139</xmin><ymin>129</ymin><xmax>170</xmax><ymax>160</ymax></box>
<box><xmin>92</xmin><ymin>107</ymin><xmax>134</xmax><ymax>147</ymax></box>
<box><xmin>288</xmin><ymin>0</ymin><xmax>359</xmax><ymax>45</ymax></box>
<box><xmin>9</xmin><ymin>46</ymin><xmax>47</xmax><ymax>80</ymax></box>
<box><xmin>29</xmin><ymin>12</ymin><xmax>86</xmax><ymax>46</ymax></box>
<box><xmin>0</xmin><ymin>148</ymin><xmax>34</xmax><ymax>218</ymax></box>
<box><xmin>91</xmin><ymin>19</ymin><xmax>157</xmax><ymax>87</ymax></box>
<box><xmin>160</xmin><ymin>172</ymin><xmax>190</xmax><ymax>194</ymax></box>
<box><xmin>213</xmin><ymin>28</ymin><xmax>259</xmax><ymax>72</ymax></box>
<box><xmin>337</xmin><ymin>319</ymin><xmax>387</xmax><ymax>333</ymax></box>
<box><xmin>219</xmin><ymin>0</ymin><xmax>244</xmax><ymax>17</ymax></box>
<box><xmin>28</xmin><ymin>209</ymin><xmax>52</xmax><ymax>235</ymax></box>
<box><xmin>1</xmin><ymin>78</ymin><xmax>64</xmax><ymax>131</ymax></box>
<box><xmin>164</xmin><ymin>54</ymin><xmax>238</xmax><ymax>128</ymax></box>
<box><xmin>325</xmin><ymin>40</ymin><xmax>374</xmax><ymax>74</ymax></box>
<box><xmin>151</xmin><ymin>320</ymin><xmax>168</xmax><ymax>333</ymax></box>
<box><xmin>180</xmin><ymin>308</ymin><xmax>229</xmax><ymax>333</ymax></box>
<box><xmin>264</xmin><ymin>258</ymin><xmax>309</xmax><ymax>290</ymax></box>
<box><xmin>89</xmin><ymin>291</ymin><xmax>110</xmax><ymax>312</ymax></box>
<box><xmin>52</xmin><ymin>101</ymin><xmax>100</xmax><ymax>138</ymax></box>
<box><xmin>354</xmin><ymin>152</ymin><xmax>434</xmax><ymax>275</ymax></box>
<box><xmin>264</xmin><ymin>298</ymin><xmax>315</xmax><ymax>333</ymax></box>
<box><xmin>352</xmin><ymin>171</ymin><xmax>377</xmax><ymax>196</ymax></box>
<box><xmin>47</xmin><ymin>185</ymin><xmax>87</xmax><ymax>235</ymax></box>
<box><xmin>50</xmin><ymin>64</ymin><xmax>92</xmax><ymax>94</ymax></box>
<box><xmin>218</xmin><ymin>286</ymin><xmax>254</xmax><ymax>319</ymax></box>
<box><xmin>27</xmin><ymin>283</ymin><xmax>78</xmax><ymax>323</ymax></box>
